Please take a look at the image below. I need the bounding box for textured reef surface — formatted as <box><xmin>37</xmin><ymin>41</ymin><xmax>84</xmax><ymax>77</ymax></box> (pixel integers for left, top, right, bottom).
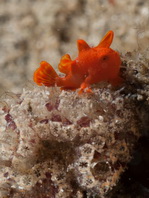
<box><xmin>1</xmin><ymin>49</ymin><xmax>149</xmax><ymax>197</ymax></box>
<box><xmin>0</xmin><ymin>0</ymin><xmax>149</xmax><ymax>94</ymax></box>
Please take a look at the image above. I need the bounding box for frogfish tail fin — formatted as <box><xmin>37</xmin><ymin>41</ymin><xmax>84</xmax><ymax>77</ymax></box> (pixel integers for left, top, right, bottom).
<box><xmin>33</xmin><ymin>61</ymin><xmax>58</xmax><ymax>87</ymax></box>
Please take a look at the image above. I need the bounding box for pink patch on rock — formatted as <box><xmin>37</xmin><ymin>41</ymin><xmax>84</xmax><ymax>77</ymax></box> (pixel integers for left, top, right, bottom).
<box><xmin>51</xmin><ymin>114</ymin><xmax>62</xmax><ymax>122</ymax></box>
<box><xmin>45</xmin><ymin>172</ymin><xmax>51</xmax><ymax>178</ymax></box>
<box><xmin>93</xmin><ymin>150</ymin><xmax>101</xmax><ymax>161</ymax></box>
<box><xmin>32</xmin><ymin>174</ymin><xmax>58</xmax><ymax>198</ymax></box>
<box><xmin>5</xmin><ymin>113</ymin><xmax>17</xmax><ymax>130</ymax></box>
<box><xmin>2</xmin><ymin>106</ymin><xmax>10</xmax><ymax>113</ymax></box>
<box><xmin>40</xmin><ymin>119</ymin><xmax>49</xmax><ymax>124</ymax></box>
<box><xmin>45</xmin><ymin>100</ymin><xmax>60</xmax><ymax>112</ymax></box>
<box><xmin>77</xmin><ymin>116</ymin><xmax>91</xmax><ymax>127</ymax></box>
<box><xmin>29</xmin><ymin>139</ymin><xmax>36</xmax><ymax>144</ymax></box>
<box><xmin>45</xmin><ymin>103</ymin><xmax>55</xmax><ymax>111</ymax></box>
<box><xmin>62</xmin><ymin>118</ymin><xmax>72</xmax><ymax>126</ymax></box>
<box><xmin>3</xmin><ymin>172</ymin><xmax>9</xmax><ymax>177</ymax></box>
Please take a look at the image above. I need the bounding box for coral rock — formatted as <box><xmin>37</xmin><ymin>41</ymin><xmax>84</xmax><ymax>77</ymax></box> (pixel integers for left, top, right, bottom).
<box><xmin>0</xmin><ymin>84</ymin><xmax>140</xmax><ymax>197</ymax></box>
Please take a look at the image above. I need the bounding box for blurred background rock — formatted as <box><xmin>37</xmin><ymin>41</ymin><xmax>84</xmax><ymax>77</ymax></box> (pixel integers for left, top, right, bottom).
<box><xmin>0</xmin><ymin>0</ymin><xmax>149</xmax><ymax>94</ymax></box>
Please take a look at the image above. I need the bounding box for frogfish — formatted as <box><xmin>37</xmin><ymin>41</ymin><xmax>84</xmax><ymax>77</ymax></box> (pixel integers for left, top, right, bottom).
<box><xmin>33</xmin><ymin>30</ymin><xmax>122</xmax><ymax>94</ymax></box>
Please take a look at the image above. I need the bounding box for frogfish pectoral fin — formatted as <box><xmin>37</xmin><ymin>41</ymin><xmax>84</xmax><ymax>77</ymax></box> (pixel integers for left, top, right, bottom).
<box><xmin>58</xmin><ymin>54</ymin><xmax>72</xmax><ymax>75</ymax></box>
<box><xmin>33</xmin><ymin>61</ymin><xmax>58</xmax><ymax>87</ymax></box>
<box><xmin>97</xmin><ymin>30</ymin><xmax>114</xmax><ymax>48</ymax></box>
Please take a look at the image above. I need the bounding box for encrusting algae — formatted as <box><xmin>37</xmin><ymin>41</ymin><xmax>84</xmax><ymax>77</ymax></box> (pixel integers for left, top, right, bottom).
<box><xmin>1</xmin><ymin>31</ymin><xmax>149</xmax><ymax>198</ymax></box>
<box><xmin>0</xmin><ymin>85</ymin><xmax>140</xmax><ymax>198</ymax></box>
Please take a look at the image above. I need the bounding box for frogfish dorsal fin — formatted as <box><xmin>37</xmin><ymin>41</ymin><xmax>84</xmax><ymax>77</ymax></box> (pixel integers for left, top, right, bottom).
<box><xmin>97</xmin><ymin>30</ymin><xmax>114</xmax><ymax>48</ymax></box>
<box><xmin>58</xmin><ymin>54</ymin><xmax>72</xmax><ymax>75</ymax></box>
<box><xmin>77</xmin><ymin>39</ymin><xmax>90</xmax><ymax>53</ymax></box>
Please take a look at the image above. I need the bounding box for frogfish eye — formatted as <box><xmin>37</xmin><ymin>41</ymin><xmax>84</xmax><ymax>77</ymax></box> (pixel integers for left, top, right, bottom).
<box><xmin>102</xmin><ymin>56</ymin><xmax>109</xmax><ymax>61</ymax></box>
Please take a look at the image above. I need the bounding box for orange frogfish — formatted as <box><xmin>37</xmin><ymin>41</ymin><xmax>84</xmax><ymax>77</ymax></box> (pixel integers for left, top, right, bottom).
<box><xmin>33</xmin><ymin>30</ymin><xmax>122</xmax><ymax>94</ymax></box>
